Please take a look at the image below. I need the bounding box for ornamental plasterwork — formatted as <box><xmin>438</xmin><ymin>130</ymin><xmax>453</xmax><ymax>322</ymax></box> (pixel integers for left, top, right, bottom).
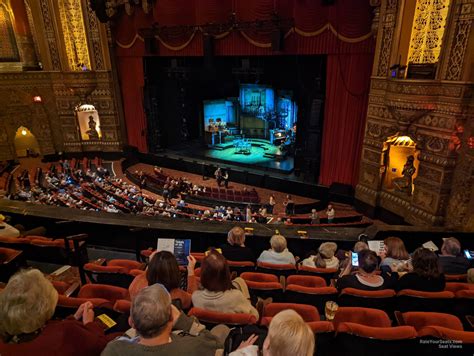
<box><xmin>408</xmin><ymin>0</ymin><xmax>450</xmax><ymax>64</ymax></box>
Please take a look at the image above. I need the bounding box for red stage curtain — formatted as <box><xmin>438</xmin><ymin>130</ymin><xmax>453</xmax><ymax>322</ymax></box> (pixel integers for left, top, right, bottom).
<box><xmin>319</xmin><ymin>53</ymin><xmax>373</xmax><ymax>187</ymax></box>
<box><xmin>113</xmin><ymin>0</ymin><xmax>375</xmax><ymax>186</ymax></box>
<box><xmin>117</xmin><ymin>56</ymin><xmax>148</xmax><ymax>152</ymax></box>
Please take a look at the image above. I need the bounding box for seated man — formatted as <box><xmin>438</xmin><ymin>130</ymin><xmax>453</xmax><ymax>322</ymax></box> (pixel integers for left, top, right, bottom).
<box><xmin>102</xmin><ymin>284</ymin><xmax>224</xmax><ymax>356</ymax></box>
<box><xmin>438</xmin><ymin>237</ymin><xmax>472</xmax><ymax>275</ymax></box>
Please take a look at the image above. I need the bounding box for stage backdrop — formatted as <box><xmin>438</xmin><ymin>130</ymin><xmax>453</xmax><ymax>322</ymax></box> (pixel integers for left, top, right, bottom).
<box><xmin>113</xmin><ymin>0</ymin><xmax>375</xmax><ymax>187</ymax></box>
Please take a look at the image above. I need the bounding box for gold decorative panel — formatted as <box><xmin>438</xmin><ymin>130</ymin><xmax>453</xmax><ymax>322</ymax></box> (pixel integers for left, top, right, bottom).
<box><xmin>58</xmin><ymin>0</ymin><xmax>91</xmax><ymax>71</ymax></box>
<box><xmin>408</xmin><ymin>0</ymin><xmax>451</xmax><ymax>64</ymax></box>
<box><xmin>0</xmin><ymin>3</ymin><xmax>20</xmax><ymax>61</ymax></box>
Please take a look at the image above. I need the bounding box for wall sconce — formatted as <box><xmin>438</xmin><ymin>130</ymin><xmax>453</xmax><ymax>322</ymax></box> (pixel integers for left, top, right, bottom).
<box><xmin>33</xmin><ymin>95</ymin><xmax>42</xmax><ymax>103</ymax></box>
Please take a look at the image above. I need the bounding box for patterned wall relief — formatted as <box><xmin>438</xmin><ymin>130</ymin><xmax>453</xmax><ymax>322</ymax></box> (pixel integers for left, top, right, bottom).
<box><xmin>408</xmin><ymin>0</ymin><xmax>451</xmax><ymax>64</ymax></box>
<box><xmin>443</xmin><ymin>2</ymin><xmax>473</xmax><ymax>80</ymax></box>
<box><xmin>0</xmin><ymin>3</ymin><xmax>20</xmax><ymax>61</ymax></box>
<box><xmin>39</xmin><ymin>0</ymin><xmax>61</xmax><ymax>70</ymax></box>
<box><xmin>376</xmin><ymin>0</ymin><xmax>399</xmax><ymax>76</ymax></box>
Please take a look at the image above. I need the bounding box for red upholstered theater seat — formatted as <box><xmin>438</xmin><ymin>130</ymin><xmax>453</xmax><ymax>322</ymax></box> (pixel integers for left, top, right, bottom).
<box><xmin>333</xmin><ymin>307</ymin><xmax>392</xmax><ymax>329</ymax></box>
<box><xmin>297</xmin><ymin>265</ymin><xmax>338</xmax><ymax>285</ymax></box>
<box><xmin>241</xmin><ymin>272</ymin><xmax>283</xmax><ymax>301</ymax></box>
<box><xmin>284</xmin><ymin>275</ymin><xmax>337</xmax><ymax>314</ymax></box>
<box><xmin>227</xmin><ymin>260</ymin><xmax>255</xmax><ymax>275</ymax></box>
<box><xmin>444</xmin><ymin>274</ymin><xmax>468</xmax><ymax>282</ymax></box>
<box><xmin>83</xmin><ymin>262</ymin><xmax>136</xmax><ymax>288</ymax></box>
<box><xmin>338</xmin><ymin>288</ymin><xmax>396</xmax><ymax>315</ymax></box>
<box><xmin>287</xmin><ymin>275</ymin><xmax>326</xmax><ymax>288</ymax></box>
<box><xmin>188</xmin><ymin>307</ymin><xmax>257</xmax><ymax>328</ymax></box>
<box><xmin>334</xmin><ymin>321</ymin><xmax>417</xmax><ymax>355</ymax></box>
<box><xmin>78</xmin><ymin>283</ymin><xmax>130</xmax><ymax>304</ymax></box>
<box><xmin>417</xmin><ymin>326</ymin><xmax>474</xmax><ymax>344</ymax></box>
<box><xmin>113</xmin><ymin>299</ymin><xmax>132</xmax><ymax>314</ymax></box>
<box><xmin>400</xmin><ymin>312</ymin><xmax>464</xmax><ymax>331</ymax></box>
<box><xmin>445</xmin><ymin>282</ymin><xmax>474</xmax><ymax>293</ymax></box>
<box><xmin>396</xmin><ymin>289</ymin><xmax>455</xmax><ymax>313</ymax></box>
<box><xmin>108</xmin><ymin>259</ymin><xmax>143</xmax><ymax>272</ymax></box>
<box><xmin>256</xmin><ymin>261</ymin><xmax>296</xmax><ymax>278</ymax></box>
<box><xmin>260</xmin><ymin>302</ymin><xmax>320</xmax><ymax>327</ymax></box>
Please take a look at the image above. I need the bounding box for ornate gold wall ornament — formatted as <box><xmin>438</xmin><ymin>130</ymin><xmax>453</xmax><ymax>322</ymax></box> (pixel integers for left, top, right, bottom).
<box><xmin>408</xmin><ymin>0</ymin><xmax>451</xmax><ymax>64</ymax></box>
<box><xmin>58</xmin><ymin>0</ymin><xmax>91</xmax><ymax>71</ymax></box>
<box><xmin>0</xmin><ymin>2</ymin><xmax>20</xmax><ymax>61</ymax></box>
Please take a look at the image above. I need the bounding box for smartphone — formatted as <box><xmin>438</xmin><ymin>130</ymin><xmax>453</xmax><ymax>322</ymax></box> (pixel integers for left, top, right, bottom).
<box><xmin>464</xmin><ymin>249</ymin><xmax>473</xmax><ymax>260</ymax></box>
<box><xmin>351</xmin><ymin>252</ymin><xmax>359</xmax><ymax>267</ymax></box>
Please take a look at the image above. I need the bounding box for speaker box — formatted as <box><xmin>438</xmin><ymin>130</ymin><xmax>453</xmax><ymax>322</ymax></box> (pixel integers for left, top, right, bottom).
<box><xmin>271</xmin><ymin>30</ymin><xmax>284</xmax><ymax>52</ymax></box>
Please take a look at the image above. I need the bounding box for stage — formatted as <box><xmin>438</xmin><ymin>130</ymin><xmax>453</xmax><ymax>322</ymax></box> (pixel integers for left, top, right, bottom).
<box><xmin>204</xmin><ymin>138</ymin><xmax>294</xmax><ymax>173</ymax></box>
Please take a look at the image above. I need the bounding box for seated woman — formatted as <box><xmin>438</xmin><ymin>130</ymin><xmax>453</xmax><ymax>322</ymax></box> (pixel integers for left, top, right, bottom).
<box><xmin>0</xmin><ymin>269</ymin><xmax>108</xmax><ymax>356</ymax></box>
<box><xmin>220</xmin><ymin>226</ymin><xmax>256</xmax><ymax>262</ymax></box>
<box><xmin>257</xmin><ymin>235</ymin><xmax>296</xmax><ymax>265</ymax></box>
<box><xmin>192</xmin><ymin>251</ymin><xmax>259</xmax><ymax>318</ymax></box>
<box><xmin>396</xmin><ymin>247</ymin><xmax>446</xmax><ymax>292</ymax></box>
<box><xmin>129</xmin><ymin>251</ymin><xmax>197</xmax><ymax>309</ymax></box>
<box><xmin>380</xmin><ymin>237</ymin><xmax>411</xmax><ymax>273</ymax></box>
<box><xmin>336</xmin><ymin>250</ymin><xmax>397</xmax><ymax>291</ymax></box>
<box><xmin>301</xmin><ymin>242</ymin><xmax>339</xmax><ymax>269</ymax></box>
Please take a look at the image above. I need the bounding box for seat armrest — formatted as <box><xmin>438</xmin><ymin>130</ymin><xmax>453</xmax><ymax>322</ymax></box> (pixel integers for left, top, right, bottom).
<box><xmin>65</xmin><ymin>233</ymin><xmax>88</xmax><ymax>241</ymax></box>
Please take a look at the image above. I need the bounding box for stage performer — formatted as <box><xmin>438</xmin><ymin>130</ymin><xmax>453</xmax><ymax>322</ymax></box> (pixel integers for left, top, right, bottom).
<box><xmin>214</xmin><ymin>167</ymin><xmax>223</xmax><ymax>187</ymax></box>
<box><xmin>326</xmin><ymin>204</ymin><xmax>335</xmax><ymax>223</ymax></box>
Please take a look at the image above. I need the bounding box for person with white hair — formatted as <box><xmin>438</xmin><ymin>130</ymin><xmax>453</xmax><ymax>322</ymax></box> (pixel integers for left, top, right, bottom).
<box><xmin>102</xmin><ymin>284</ymin><xmax>224</xmax><ymax>356</ymax></box>
<box><xmin>257</xmin><ymin>235</ymin><xmax>296</xmax><ymax>265</ymax></box>
<box><xmin>0</xmin><ymin>269</ymin><xmax>108</xmax><ymax>355</ymax></box>
<box><xmin>230</xmin><ymin>309</ymin><xmax>314</xmax><ymax>356</ymax></box>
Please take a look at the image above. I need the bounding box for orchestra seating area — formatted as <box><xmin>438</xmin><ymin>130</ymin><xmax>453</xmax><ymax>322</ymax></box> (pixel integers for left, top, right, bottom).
<box><xmin>1</xmin><ymin>226</ymin><xmax>473</xmax><ymax>355</ymax></box>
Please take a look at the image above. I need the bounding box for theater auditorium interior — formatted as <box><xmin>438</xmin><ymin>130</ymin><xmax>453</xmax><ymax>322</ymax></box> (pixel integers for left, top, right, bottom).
<box><xmin>0</xmin><ymin>0</ymin><xmax>473</xmax><ymax>355</ymax></box>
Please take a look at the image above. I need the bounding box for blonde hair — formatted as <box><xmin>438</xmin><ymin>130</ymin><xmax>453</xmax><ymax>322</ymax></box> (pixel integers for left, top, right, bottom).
<box><xmin>0</xmin><ymin>269</ymin><xmax>58</xmax><ymax>336</ymax></box>
<box><xmin>266</xmin><ymin>309</ymin><xmax>314</xmax><ymax>356</ymax></box>
<box><xmin>227</xmin><ymin>226</ymin><xmax>246</xmax><ymax>246</ymax></box>
<box><xmin>270</xmin><ymin>235</ymin><xmax>287</xmax><ymax>253</ymax></box>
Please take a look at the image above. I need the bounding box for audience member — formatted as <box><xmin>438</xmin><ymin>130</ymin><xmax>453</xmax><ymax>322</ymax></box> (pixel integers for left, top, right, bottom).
<box><xmin>129</xmin><ymin>251</ymin><xmax>197</xmax><ymax>309</ymax></box>
<box><xmin>257</xmin><ymin>235</ymin><xmax>296</xmax><ymax>265</ymax></box>
<box><xmin>438</xmin><ymin>237</ymin><xmax>471</xmax><ymax>274</ymax></box>
<box><xmin>310</xmin><ymin>209</ymin><xmax>320</xmax><ymax>224</ymax></box>
<box><xmin>301</xmin><ymin>242</ymin><xmax>339</xmax><ymax>269</ymax></box>
<box><xmin>102</xmin><ymin>284</ymin><xmax>224</xmax><ymax>356</ymax></box>
<box><xmin>192</xmin><ymin>251</ymin><xmax>258</xmax><ymax>318</ymax></box>
<box><xmin>0</xmin><ymin>269</ymin><xmax>108</xmax><ymax>356</ymax></box>
<box><xmin>326</xmin><ymin>204</ymin><xmax>335</xmax><ymax>223</ymax></box>
<box><xmin>230</xmin><ymin>310</ymin><xmax>315</xmax><ymax>356</ymax></box>
<box><xmin>337</xmin><ymin>250</ymin><xmax>396</xmax><ymax>291</ymax></box>
<box><xmin>380</xmin><ymin>237</ymin><xmax>411</xmax><ymax>272</ymax></box>
<box><xmin>220</xmin><ymin>226</ymin><xmax>256</xmax><ymax>262</ymax></box>
<box><xmin>396</xmin><ymin>247</ymin><xmax>445</xmax><ymax>292</ymax></box>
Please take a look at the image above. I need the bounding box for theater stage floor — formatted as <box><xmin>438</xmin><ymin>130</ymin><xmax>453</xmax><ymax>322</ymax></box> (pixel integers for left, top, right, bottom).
<box><xmin>168</xmin><ymin>139</ymin><xmax>294</xmax><ymax>173</ymax></box>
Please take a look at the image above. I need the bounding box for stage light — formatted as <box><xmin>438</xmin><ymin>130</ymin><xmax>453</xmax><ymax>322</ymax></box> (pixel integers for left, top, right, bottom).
<box><xmin>33</xmin><ymin>95</ymin><xmax>42</xmax><ymax>103</ymax></box>
<box><xmin>21</xmin><ymin>129</ymin><xmax>27</xmax><ymax>136</ymax></box>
